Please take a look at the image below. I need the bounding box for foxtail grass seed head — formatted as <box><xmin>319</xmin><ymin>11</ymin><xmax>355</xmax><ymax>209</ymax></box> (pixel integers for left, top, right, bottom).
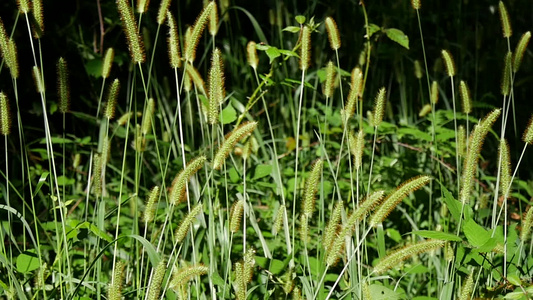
<box><xmin>141</xmin><ymin>98</ymin><xmax>155</xmax><ymax>135</ymax></box>
<box><xmin>108</xmin><ymin>261</ymin><xmax>126</xmax><ymax>300</ymax></box>
<box><xmin>6</xmin><ymin>39</ymin><xmax>19</xmax><ymax>79</ymax></box>
<box><xmin>373</xmin><ymin>240</ymin><xmax>445</xmax><ymax>274</ymax></box>
<box><xmin>459</xmin><ymin>80</ymin><xmax>472</xmax><ymax>114</ymax></box>
<box><xmin>325</xmin><ymin>17</ymin><xmax>341</xmax><ymax>50</ymax></box>
<box><xmin>32</xmin><ymin>66</ymin><xmax>45</xmax><ymax>93</ymax></box>
<box><xmin>169</xmin><ymin>156</ymin><xmax>206</xmax><ymax>205</ymax></box>
<box><xmin>273</xmin><ymin>205</ymin><xmax>285</xmax><ymax>236</ymax></box>
<box><xmin>372</xmin><ymin>87</ymin><xmax>386</xmax><ymax>127</ymax></box>
<box><xmin>349</xmin><ymin>190</ymin><xmax>386</xmax><ymax>225</ymax></box>
<box><xmin>460</xmin><ymin>109</ymin><xmax>501</xmax><ymax>203</ymax></box>
<box><xmin>209</xmin><ymin>1</ymin><xmax>218</xmax><ymax>36</ymax></box>
<box><xmin>299</xmin><ymin>25</ymin><xmax>311</xmax><ymax>71</ymax></box>
<box><xmin>458</xmin><ymin>125</ymin><xmax>466</xmax><ymax>157</ymax></box>
<box><xmin>501</xmin><ymin>51</ymin><xmax>512</xmax><ymax>96</ymax></box>
<box><xmin>104</xmin><ymin>79</ymin><xmax>120</xmax><ymax>119</ymax></box>
<box><xmin>0</xmin><ymin>92</ymin><xmax>12</xmax><ymax>136</ymax></box>
<box><xmin>137</xmin><ymin>0</ymin><xmax>150</xmax><ymax>14</ymax></box>
<box><xmin>57</xmin><ymin>57</ymin><xmax>70</xmax><ymax>113</ymax></box>
<box><xmin>32</xmin><ymin>0</ymin><xmax>44</xmax><ymax>37</ymax></box>
<box><xmin>323</xmin><ymin>61</ymin><xmax>335</xmax><ymax>98</ymax></box>
<box><xmin>431</xmin><ymin>80</ymin><xmax>439</xmax><ymax>105</ymax></box>
<box><xmin>17</xmin><ymin>0</ymin><xmax>30</xmax><ymax>14</ymax></box>
<box><xmin>323</xmin><ymin>201</ymin><xmax>343</xmax><ymax>253</ymax></box>
<box><xmin>349</xmin><ymin>129</ymin><xmax>365</xmax><ymax>170</ymax></box>
<box><xmin>229</xmin><ymin>200</ymin><xmax>244</xmax><ymax>233</ymax></box>
<box><xmin>208</xmin><ymin>48</ymin><xmax>225</xmax><ymax>124</ymax></box>
<box><xmin>499</xmin><ymin>139</ymin><xmax>511</xmax><ymax>198</ymax></box>
<box><xmin>414</xmin><ymin>60</ymin><xmax>423</xmax><ymax>79</ymax></box>
<box><xmin>184</xmin><ymin>1</ymin><xmax>214</xmax><ymax>63</ymax></box>
<box><xmin>156</xmin><ymin>0</ymin><xmax>171</xmax><ymax>24</ymax></box>
<box><xmin>411</xmin><ymin>0</ymin><xmax>421</xmax><ymax>10</ymax></box>
<box><xmin>146</xmin><ymin>258</ymin><xmax>165</xmax><ymax>300</ymax></box>
<box><xmin>243</xmin><ymin>248</ymin><xmax>255</xmax><ymax>283</ymax></box>
<box><xmin>523</xmin><ymin>114</ymin><xmax>533</xmax><ymax>145</ymax></box>
<box><xmin>513</xmin><ymin>31</ymin><xmax>530</xmax><ymax>72</ymax></box>
<box><xmin>325</xmin><ymin>229</ymin><xmax>346</xmax><ymax>266</ymax></box>
<box><xmin>246</xmin><ymin>41</ymin><xmax>259</xmax><ymax>70</ymax></box>
<box><xmin>134</xmin><ymin>124</ymin><xmax>146</xmax><ymax>152</ymax></box>
<box><xmin>419</xmin><ymin>104</ymin><xmax>432</xmax><ymax>117</ymax></box>
<box><xmin>117</xmin><ymin>112</ymin><xmax>132</xmax><ymax>126</ymax></box>
<box><xmin>351</xmin><ymin>67</ymin><xmax>364</xmax><ymax>98</ymax></box>
<box><xmin>142</xmin><ymin>186</ymin><xmax>160</xmax><ymax>224</ymax></box>
<box><xmin>102</xmin><ymin>48</ymin><xmax>115</xmax><ymax>78</ymax></box>
<box><xmin>299</xmin><ymin>215</ymin><xmax>309</xmax><ymax>243</ymax></box>
<box><xmin>170</xmin><ymin>264</ymin><xmax>208</xmax><ymax>288</ymax></box>
<box><xmin>521</xmin><ymin>204</ymin><xmax>533</xmax><ymax>242</ymax></box>
<box><xmin>92</xmin><ymin>154</ymin><xmax>102</xmax><ymax>196</ymax></box>
<box><xmin>498</xmin><ymin>1</ymin><xmax>512</xmax><ymax>38</ymax></box>
<box><xmin>441</xmin><ymin>50</ymin><xmax>456</xmax><ymax>77</ymax></box>
<box><xmin>302</xmin><ymin>159</ymin><xmax>323</xmax><ymax>216</ymax></box>
<box><xmin>370</xmin><ymin>175</ymin><xmax>431</xmax><ymax>227</ymax></box>
<box><xmin>459</xmin><ymin>270</ymin><xmax>475</xmax><ymax>300</ymax></box>
<box><xmin>166</xmin><ymin>12</ymin><xmax>181</xmax><ymax>69</ymax></box>
<box><xmin>117</xmin><ymin>0</ymin><xmax>145</xmax><ymax>63</ymax></box>
<box><xmin>175</xmin><ymin>203</ymin><xmax>203</xmax><ymax>243</ymax></box>
<box><xmin>186</xmin><ymin>65</ymin><xmax>206</xmax><ymax>95</ymax></box>
<box><xmin>343</xmin><ymin>67</ymin><xmax>363</xmax><ymax>124</ymax></box>
<box><xmin>213</xmin><ymin>121</ymin><xmax>257</xmax><ymax>170</ymax></box>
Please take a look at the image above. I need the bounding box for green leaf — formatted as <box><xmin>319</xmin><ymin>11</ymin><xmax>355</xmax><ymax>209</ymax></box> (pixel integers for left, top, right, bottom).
<box><xmin>253</xmin><ymin>164</ymin><xmax>272</xmax><ymax>180</ymax></box>
<box><xmin>398</xmin><ymin>127</ymin><xmax>432</xmax><ymax>142</ymax></box>
<box><xmin>413</xmin><ymin>230</ymin><xmax>462</xmax><ymax>242</ymax></box>
<box><xmin>441</xmin><ymin>185</ymin><xmax>460</xmax><ymax>222</ymax></box>
<box><xmin>463</xmin><ymin>219</ymin><xmax>491</xmax><ymax>247</ymax></box>
<box><xmin>366</xmin><ymin>23</ymin><xmax>381</xmax><ymax>38</ymax></box>
<box><xmin>472</xmin><ymin>237</ymin><xmax>497</xmax><ymax>253</ymax></box>
<box><xmin>228</xmin><ymin>167</ymin><xmax>240</xmax><ymax>183</ymax></box>
<box><xmin>413</xmin><ymin>297</ymin><xmax>438</xmax><ymax>300</ymax></box>
<box><xmin>282</xmin><ymin>26</ymin><xmax>300</xmax><ymax>33</ymax></box>
<box><xmin>16</xmin><ymin>251</ymin><xmax>40</xmax><ymax>273</ymax></box>
<box><xmin>386</xmin><ymin>228</ymin><xmax>402</xmax><ymax>242</ymax></box>
<box><xmin>265</xmin><ymin>46</ymin><xmax>281</xmax><ymax>64</ymax></box>
<box><xmin>295</xmin><ymin>15</ymin><xmax>306</xmax><ymax>24</ymax></box>
<box><xmin>220</xmin><ymin>104</ymin><xmax>237</xmax><ymax>124</ymax></box>
<box><xmin>370</xmin><ymin>284</ymin><xmax>400</xmax><ymax>300</ymax></box>
<box><xmin>385</xmin><ymin>28</ymin><xmax>410</xmax><ymax>49</ymax></box>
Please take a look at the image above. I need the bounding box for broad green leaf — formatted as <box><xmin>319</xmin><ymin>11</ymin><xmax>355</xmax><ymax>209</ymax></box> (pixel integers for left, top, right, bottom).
<box><xmin>278</xmin><ymin>49</ymin><xmax>298</xmax><ymax>57</ymax></box>
<box><xmin>370</xmin><ymin>284</ymin><xmax>400</xmax><ymax>300</ymax></box>
<box><xmin>253</xmin><ymin>164</ymin><xmax>272</xmax><ymax>180</ymax></box>
<box><xmin>56</xmin><ymin>175</ymin><xmax>75</xmax><ymax>186</ymax></box>
<box><xmin>398</xmin><ymin>127</ymin><xmax>432</xmax><ymax>142</ymax></box>
<box><xmin>441</xmin><ymin>185</ymin><xmax>460</xmax><ymax>222</ymax></box>
<box><xmin>265</xmin><ymin>47</ymin><xmax>281</xmax><ymax>64</ymax></box>
<box><xmin>366</xmin><ymin>23</ymin><xmax>381</xmax><ymax>38</ymax></box>
<box><xmin>463</xmin><ymin>219</ymin><xmax>490</xmax><ymax>247</ymax></box>
<box><xmin>507</xmin><ymin>273</ymin><xmax>522</xmax><ymax>286</ymax></box>
<box><xmin>472</xmin><ymin>237</ymin><xmax>497</xmax><ymax>253</ymax></box>
<box><xmin>16</xmin><ymin>251</ymin><xmax>40</xmax><ymax>273</ymax></box>
<box><xmin>413</xmin><ymin>230</ymin><xmax>462</xmax><ymax>242</ymax></box>
<box><xmin>295</xmin><ymin>15</ymin><xmax>306</xmax><ymax>24</ymax></box>
<box><xmin>228</xmin><ymin>167</ymin><xmax>240</xmax><ymax>183</ymax></box>
<box><xmin>221</xmin><ymin>104</ymin><xmax>237</xmax><ymax>124</ymax></box>
<box><xmin>386</xmin><ymin>228</ymin><xmax>402</xmax><ymax>242</ymax></box>
<box><xmin>385</xmin><ymin>28</ymin><xmax>410</xmax><ymax>49</ymax></box>
<box><xmin>282</xmin><ymin>26</ymin><xmax>300</xmax><ymax>33</ymax></box>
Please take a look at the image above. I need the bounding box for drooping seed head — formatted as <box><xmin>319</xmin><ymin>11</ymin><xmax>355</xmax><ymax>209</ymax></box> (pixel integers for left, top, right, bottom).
<box><xmin>499</xmin><ymin>139</ymin><xmax>511</xmax><ymax>198</ymax></box>
<box><xmin>513</xmin><ymin>31</ymin><xmax>530</xmax><ymax>72</ymax></box>
<box><xmin>501</xmin><ymin>51</ymin><xmax>512</xmax><ymax>96</ymax></box>
<box><xmin>372</xmin><ymin>87</ymin><xmax>386</xmax><ymax>127</ymax></box>
<box><xmin>418</xmin><ymin>104</ymin><xmax>432</xmax><ymax>117</ymax></box>
<box><xmin>5</xmin><ymin>38</ymin><xmax>19</xmax><ymax>79</ymax></box>
<box><xmin>157</xmin><ymin>0</ymin><xmax>172</xmax><ymax>24</ymax></box>
<box><xmin>169</xmin><ymin>156</ymin><xmax>207</xmax><ymax>205</ymax></box>
<box><xmin>302</xmin><ymin>159</ymin><xmax>323</xmax><ymax>216</ymax></box>
<box><xmin>523</xmin><ymin>114</ymin><xmax>533</xmax><ymax>145</ymax></box>
<box><xmin>348</xmin><ymin>190</ymin><xmax>386</xmax><ymax>225</ymax></box>
<box><xmin>104</xmin><ymin>79</ymin><xmax>120</xmax><ymax>119</ymax></box>
<box><xmin>102</xmin><ymin>48</ymin><xmax>115</xmax><ymax>78</ymax></box>
<box><xmin>299</xmin><ymin>25</ymin><xmax>311</xmax><ymax>71</ymax></box>
<box><xmin>166</xmin><ymin>12</ymin><xmax>181</xmax><ymax>68</ymax></box>
<box><xmin>430</xmin><ymin>80</ymin><xmax>439</xmax><ymax>104</ymax></box>
<box><xmin>325</xmin><ymin>17</ymin><xmax>341</xmax><ymax>50</ymax></box>
<box><xmin>0</xmin><ymin>92</ymin><xmax>12</xmax><ymax>136</ymax></box>
<box><xmin>498</xmin><ymin>1</ymin><xmax>512</xmax><ymax>38</ymax></box>
<box><xmin>323</xmin><ymin>201</ymin><xmax>343</xmax><ymax>253</ymax></box>
<box><xmin>32</xmin><ymin>66</ymin><xmax>45</xmax><ymax>93</ymax></box>
<box><xmin>174</xmin><ymin>204</ymin><xmax>203</xmax><ymax>243</ymax></box>
<box><xmin>207</xmin><ymin>48</ymin><xmax>225</xmax><ymax>124</ymax></box>
<box><xmin>441</xmin><ymin>50</ymin><xmax>456</xmax><ymax>77</ymax></box>
<box><xmin>213</xmin><ymin>122</ymin><xmax>257</xmax><ymax>170</ymax></box>
<box><xmin>246</xmin><ymin>41</ymin><xmax>259</xmax><ymax>70</ymax></box>
<box><xmin>142</xmin><ymin>186</ymin><xmax>160</xmax><ymax>224</ymax></box>
<box><xmin>459</xmin><ymin>80</ymin><xmax>472</xmax><ymax>114</ymax></box>
<box><xmin>170</xmin><ymin>264</ymin><xmax>208</xmax><ymax>288</ymax></box>
<box><xmin>117</xmin><ymin>0</ymin><xmax>145</xmax><ymax>63</ymax></box>
<box><xmin>373</xmin><ymin>240</ymin><xmax>445</xmax><ymax>274</ymax></box>
<box><xmin>229</xmin><ymin>199</ymin><xmax>244</xmax><ymax>233</ymax></box>
<box><xmin>57</xmin><ymin>57</ymin><xmax>70</xmax><ymax>113</ymax></box>
<box><xmin>323</xmin><ymin>61</ymin><xmax>335</xmax><ymax>98</ymax></box>
<box><xmin>184</xmin><ymin>2</ymin><xmax>214</xmax><ymax>63</ymax></box>
<box><xmin>137</xmin><ymin>0</ymin><xmax>150</xmax><ymax>14</ymax></box>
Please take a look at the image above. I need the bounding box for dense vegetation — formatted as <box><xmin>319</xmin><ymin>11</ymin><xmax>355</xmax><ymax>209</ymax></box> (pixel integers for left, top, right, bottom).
<box><xmin>0</xmin><ymin>0</ymin><xmax>532</xmax><ymax>299</ymax></box>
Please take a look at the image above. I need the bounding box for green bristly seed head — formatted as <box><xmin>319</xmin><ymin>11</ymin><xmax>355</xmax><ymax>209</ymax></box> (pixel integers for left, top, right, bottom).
<box><xmin>246</xmin><ymin>41</ymin><xmax>259</xmax><ymax>70</ymax></box>
<box><xmin>459</xmin><ymin>80</ymin><xmax>472</xmax><ymax>114</ymax></box>
<box><xmin>459</xmin><ymin>270</ymin><xmax>475</xmax><ymax>300</ymax></box>
<box><xmin>325</xmin><ymin>17</ymin><xmax>341</xmax><ymax>50</ymax></box>
<box><xmin>499</xmin><ymin>139</ymin><xmax>511</xmax><ymax>198</ymax></box>
<box><xmin>184</xmin><ymin>2</ymin><xmax>214</xmax><ymax>63</ymax></box>
<box><xmin>57</xmin><ymin>57</ymin><xmax>70</xmax><ymax>113</ymax></box>
<box><xmin>6</xmin><ymin>39</ymin><xmax>19</xmax><ymax>79</ymax></box>
<box><xmin>457</xmin><ymin>125</ymin><xmax>466</xmax><ymax>157</ymax></box>
<box><xmin>372</xmin><ymin>87</ymin><xmax>386</xmax><ymax>127</ymax></box>
<box><xmin>521</xmin><ymin>205</ymin><xmax>533</xmax><ymax>242</ymax></box>
<box><xmin>167</xmin><ymin>12</ymin><xmax>181</xmax><ymax>69</ymax></box>
<box><xmin>431</xmin><ymin>80</ymin><xmax>439</xmax><ymax>104</ymax></box>
<box><xmin>348</xmin><ymin>190</ymin><xmax>385</xmax><ymax>226</ymax></box>
<box><xmin>523</xmin><ymin>114</ymin><xmax>533</xmax><ymax>145</ymax></box>
<box><xmin>146</xmin><ymin>258</ymin><xmax>165</xmax><ymax>300</ymax></box>
<box><xmin>441</xmin><ymin>49</ymin><xmax>456</xmax><ymax>77</ymax></box>
<box><xmin>32</xmin><ymin>66</ymin><xmax>45</xmax><ymax>93</ymax></box>
<box><xmin>213</xmin><ymin>122</ymin><xmax>257</xmax><ymax>170</ymax></box>
<box><xmin>299</xmin><ymin>25</ymin><xmax>311</xmax><ymax>71</ymax></box>
<box><xmin>102</xmin><ymin>48</ymin><xmax>115</xmax><ymax>78</ymax></box>
<box><xmin>349</xmin><ymin>129</ymin><xmax>364</xmax><ymax>170</ymax></box>
<box><xmin>323</xmin><ymin>61</ymin><xmax>335</xmax><ymax>98</ymax></box>
<box><xmin>141</xmin><ymin>98</ymin><xmax>155</xmax><ymax>135</ymax></box>
<box><xmin>137</xmin><ymin>0</ymin><xmax>150</xmax><ymax>14</ymax></box>
<box><xmin>323</xmin><ymin>201</ymin><xmax>343</xmax><ymax>254</ymax></box>
<box><xmin>0</xmin><ymin>92</ymin><xmax>12</xmax><ymax>136</ymax></box>
<box><xmin>142</xmin><ymin>186</ymin><xmax>160</xmax><ymax>224</ymax></box>
<box><xmin>209</xmin><ymin>1</ymin><xmax>218</xmax><ymax>36</ymax></box>
<box><xmin>108</xmin><ymin>261</ymin><xmax>125</xmax><ymax>300</ymax></box>
<box><xmin>411</xmin><ymin>0</ymin><xmax>421</xmax><ymax>10</ymax></box>
<box><xmin>157</xmin><ymin>0</ymin><xmax>171</xmax><ymax>24</ymax></box>
<box><xmin>169</xmin><ymin>156</ymin><xmax>207</xmax><ymax>205</ymax></box>
<box><xmin>117</xmin><ymin>0</ymin><xmax>145</xmax><ymax>63</ymax></box>
<box><xmin>32</xmin><ymin>0</ymin><xmax>44</xmax><ymax>37</ymax></box>
<box><xmin>414</xmin><ymin>60</ymin><xmax>423</xmax><ymax>79</ymax></box>
<box><xmin>302</xmin><ymin>159</ymin><xmax>323</xmax><ymax>216</ymax></box>
<box><xmin>17</xmin><ymin>0</ymin><xmax>31</xmax><ymax>14</ymax></box>
<box><xmin>174</xmin><ymin>204</ymin><xmax>203</xmax><ymax>243</ymax></box>
<box><xmin>369</xmin><ymin>175</ymin><xmax>431</xmax><ymax>227</ymax></box>
<box><xmin>501</xmin><ymin>51</ymin><xmax>512</xmax><ymax>96</ymax></box>
<box><xmin>170</xmin><ymin>264</ymin><xmax>208</xmax><ymax>288</ymax></box>
<box><xmin>299</xmin><ymin>214</ymin><xmax>309</xmax><ymax>243</ymax></box>
<box><xmin>186</xmin><ymin>65</ymin><xmax>206</xmax><ymax>95</ymax></box>
<box><xmin>272</xmin><ymin>205</ymin><xmax>285</xmax><ymax>236</ymax></box>
<box><xmin>104</xmin><ymin>79</ymin><xmax>120</xmax><ymax>120</ymax></box>
<box><xmin>418</xmin><ymin>104</ymin><xmax>432</xmax><ymax>117</ymax></box>
<box><xmin>460</xmin><ymin>109</ymin><xmax>501</xmax><ymax>203</ymax></box>
<box><xmin>513</xmin><ymin>31</ymin><xmax>530</xmax><ymax>72</ymax></box>
<box><xmin>498</xmin><ymin>1</ymin><xmax>512</xmax><ymax>38</ymax></box>
<box><xmin>208</xmin><ymin>48</ymin><xmax>225</xmax><ymax>124</ymax></box>
<box><xmin>229</xmin><ymin>200</ymin><xmax>244</xmax><ymax>233</ymax></box>
<box><xmin>373</xmin><ymin>240</ymin><xmax>445</xmax><ymax>274</ymax></box>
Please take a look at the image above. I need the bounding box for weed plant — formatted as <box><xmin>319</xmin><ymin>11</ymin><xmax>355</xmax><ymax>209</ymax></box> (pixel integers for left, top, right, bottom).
<box><xmin>0</xmin><ymin>0</ymin><xmax>532</xmax><ymax>299</ymax></box>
